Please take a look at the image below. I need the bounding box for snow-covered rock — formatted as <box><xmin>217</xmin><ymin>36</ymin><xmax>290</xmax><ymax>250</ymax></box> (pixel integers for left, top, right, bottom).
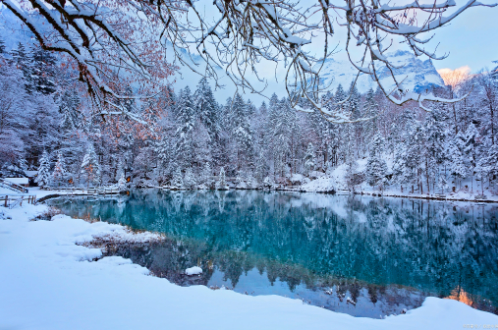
<box><xmin>308</xmin><ymin>171</ymin><xmax>325</xmax><ymax>180</ymax></box>
<box><xmin>185</xmin><ymin>266</ymin><xmax>203</xmax><ymax>276</ymax></box>
<box><xmin>289</xmin><ymin>174</ymin><xmax>309</xmax><ymax>186</ymax></box>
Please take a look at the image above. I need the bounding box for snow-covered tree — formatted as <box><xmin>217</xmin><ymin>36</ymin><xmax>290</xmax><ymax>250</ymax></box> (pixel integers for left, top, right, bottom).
<box><xmin>202</xmin><ymin>162</ymin><xmax>213</xmax><ymax>188</ymax></box>
<box><xmin>36</xmin><ymin>150</ymin><xmax>51</xmax><ymax>188</ymax></box>
<box><xmin>30</xmin><ymin>45</ymin><xmax>57</xmax><ymax>95</ymax></box>
<box><xmin>52</xmin><ymin>151</ymin><xmax>66</xmax><ymax>187</ymax></box>
<box><xmin>80</xmin><ymin>144</ymin><xmax>101</xmax><ymax>187</ymax></box>
<box><xmin>217</xmin><ymin>167</ymin><xmax>228</xmax><ymax>190</ymax></box>
<box><xmin>366</xmin><ymin>135</ymin><xmax>388</xmax><ymax>189</ymax></box>
<box><xmin>175</xmin><ymin>86</ymin><xmax>196</xmax><ymax>168</ymax></box>
<box><xmin>194</xmin><ymin>78</ymin><xmax>219</xmax><ymax>141</ymax></box>
<box><xmin>171</xmin><ymin>168</ymin><xmax>183</xmax><ymax>190</ymax></box>
<box><xmin>184</xmin><ymin>168</ymin><xmax>196</xmax><ymax>189</ymax></box>
<box><xmin>117</xmin><ymin>172</ymin><xmax>127</xmax><ymax>191</ymax></box>
<box><xmin>303</xmin><ymin>143</ymin><xmax>316</xmax><ymax>174</ymax></box>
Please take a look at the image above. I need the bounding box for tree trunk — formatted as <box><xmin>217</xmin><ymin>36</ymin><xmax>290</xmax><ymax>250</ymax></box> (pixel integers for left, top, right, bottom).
<box><xmin>425</xmin><ymin>158</ymin><xmax>430</xmax><ymax>194</ymax></box>
<box><xmin>490</xmin><ymin>103</ymin><xmax>495</xmax><ymax>145</ymax></box>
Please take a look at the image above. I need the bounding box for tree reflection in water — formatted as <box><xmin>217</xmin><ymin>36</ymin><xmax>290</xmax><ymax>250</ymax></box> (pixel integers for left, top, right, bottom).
<box><xmin>50</xmin><ymin>190</ymin><xmax>498</xmax><ymax>318</ymax></box>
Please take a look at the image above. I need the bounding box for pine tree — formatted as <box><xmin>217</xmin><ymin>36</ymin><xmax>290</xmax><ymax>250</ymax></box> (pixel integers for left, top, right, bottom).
<box><xmin>0</xmin><ymin>37</ymin><xmax>6</xmax><ymax>55</ymax></box>
<box><xmin>80</xmin><ymin>144</ymin><xmax>101</xmax><ymax>187</ymax></box>
<box><xmin>363</xmin><ymin>88</ymin><xmax>379</xmax><ymax>142</ymax></box>
<box><xmin>52</xmin><ymin>151</ymin><xmax>66</xmax><ymax>187</ymax></box>
<box><xmin>231</xmin><ymin>93</ymin><xmax>254</xmax><ymax>173</ymax></box>
<box><xmin>175</xmin><ymin>86</ymin><xmax>196</xmax><ymax>168</ymax></box>
<box><xmin>184</xmin><ymin>167</ymin><xmax>196</xmax><ymax>189</ymax></box>
<box><xmin>448</xmin><ymin>141</ymin><xmax>467</xmax><ymax>188</ymax></box>
<box><xmin>254</xmin><ymin>151</ymin><xmax>269</xmax><ymax>182</ymax></box>
<box><xmin>273</xmin><ymin>99</ymin><xmax>291</xmax><ymax>178</ymax></box>
<box><xmin>9</xmin><ymin>43</ymin><xmax>33</xmax><ymax>93</ymax></box>
<box><xmin>476</xmin><ymin>143</ymin><xmax>498</xmax><ymax>194</ymax></box>
<box><xmin>218</xmin><ymin>166</ymin><xmax>228</xmax><ymax>190</ymax></box>
<box><xmin>171</xmin><ymin>167</ymin><xmax>183</xmax><ymax>189</ymax></box>
<box><xmin>303</xmin><ymin>143</ymin><xmax>316</xmax><ymax>174</ymax></box>
<box><xmin>58</xmin><ymin>90</ymin><xmax>81</xmax><ymax>131</ymax></box>
<box><xmin>36</xmin><ymin>150</ymin><xmax>51</xmax><ymax>188</ymax></box>
<box><xmin>366</xmin><ymin>135</ymin><xmax>388</xmax><ymax>189</ymax></box>
<box><xmin>194</xmin><ymin>78</ymin><xmax>219</xmax><ymax>141</ymax></box>
<box><xmin>201</xmin><ymin>161</ymin><xmax>212</xmax><ymax>187</ymax></box>
<box><xmin>30</xmin><ymin>45</ymin><xmax>57</xmax><ymax>95</ymax></box>
<box><xmin>117</xmin><ymin>172</ymin><xmax>127</xmax><ymax>191</ymax></box>
<box><xmin>391</xmin><ymin>141</ymin><xmax>407</xmax><ymax>190</ymax></box>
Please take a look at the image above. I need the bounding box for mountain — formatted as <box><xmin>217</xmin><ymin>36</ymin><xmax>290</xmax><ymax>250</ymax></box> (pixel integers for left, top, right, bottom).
<box><xmin>317</xmin><ymin>50</ymin><xmax>445</xmax><ymax>94</ymax></box>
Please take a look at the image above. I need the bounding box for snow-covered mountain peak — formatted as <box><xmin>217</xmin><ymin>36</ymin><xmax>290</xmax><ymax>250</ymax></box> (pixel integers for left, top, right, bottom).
<box><xmin>318</xmin><ymin>50</ymin><xmax>445</xmax><ymax>94</ymax></box>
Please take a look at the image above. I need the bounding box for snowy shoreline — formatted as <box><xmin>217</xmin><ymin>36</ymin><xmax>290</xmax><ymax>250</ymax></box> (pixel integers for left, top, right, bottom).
<box><xmin>29</xmin><ymin>186</ymin><xmax>498</xmax><ymax>205</ymax></box>
<box><xmin>1</xmin><ymin>202</ymin><xmax>498</xmax><ymax>329</ymax></box>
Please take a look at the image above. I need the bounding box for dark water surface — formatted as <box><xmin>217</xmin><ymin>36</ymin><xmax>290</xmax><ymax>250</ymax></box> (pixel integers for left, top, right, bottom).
<box><xmin>49</xmin><ymin>190</ymin><xmax>498</xmax><ymax>318</ymax></box>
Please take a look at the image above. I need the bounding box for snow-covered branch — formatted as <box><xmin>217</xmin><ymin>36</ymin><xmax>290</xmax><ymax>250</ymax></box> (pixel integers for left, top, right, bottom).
<box><xmin>2</xmin><ymin>0</ymin><xmax>495</xmax><ymax>122</ymax></box>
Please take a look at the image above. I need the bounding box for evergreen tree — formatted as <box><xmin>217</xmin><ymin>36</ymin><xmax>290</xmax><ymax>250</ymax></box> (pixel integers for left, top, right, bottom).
<box><xmin>202</xmin><ymin>161</ymin><xmax>212</xmax><ymax>187</ymax></box>
<box><xmin>171</xmin><ymin>167</ymin><xmax>183</xmax><ymax>189</ymax></box>
<box><xmin>366</xmin><ymin>135</ymin><xmax>388</xmax><ymax>189</ymax></box>
<box><xmin>0</xmin><ymin>37</ymin><xmax>6</xmax><ymax>55</ymax></box>
<box><xmin>30</xmin><ymin>45</ymin><xmax>57</xmax><ymax>95</ymax></box>
<box><xmin>217</xmin><ymin>166</ymin><xmax>228</xmax><ymax>190</ymax></box>
<box><xmin>175</xmin><ymin>86</ymin><xmax>196</xmax><ymax>168</ymax></box>
<box><xmin>117</xmin><ymin>172</ymin><xmax>127</xmax><ymax>191</ymax></box>
<box><xmin>58</xmin><ymin>90</ymin><xmax>81</xmax><ymax>131</ymax></box>
<box><xmin>184</xmin><ymin>167</ymin><xmax>197</xmax><ymax>189</ymax></box>
<box><xmin>363</xmin><ymin>88</ymin><xmax>379</xmax><ymax>142</ymax></box>
<box><xmin>231</xmin><ymin>93</ymin><xmax>254</xmax><ymax>173</ymax></box>
<box><xmin>403</xmin><ymin>125</ymin><xmax>425</xmax><ymax>192</ymax></box>
<box><xmin>449</xmin><ymin>142</ymin><xmax>467</xmax><ymax>188</ymax></box>
<box><xmin>303</xmin><ymin>143</ymin><xmax>316</xmax><ymax>174</ymax></box>
<box><xmin>52</xmin><ymin>151</ymin><xmax>66</xmax><ymax>187</ymax></box>
<box><xmin>194</xmin><ymin>78</ymin><xmax>219</xmax><ymax>141</ymax></box>
<box><xmin>36</xmin><ymin>150</ymin><xmax>51</xmax><ymax>188</ymax></box>
<box><xmin>80</xmin><ymin>144</ymin><xmax>101</xmax><ymax>186</ymax></box>
<box><xmin>9</xmin><ymin>43</ymin><xmax>33</xmax><ymax>93</ymax></box>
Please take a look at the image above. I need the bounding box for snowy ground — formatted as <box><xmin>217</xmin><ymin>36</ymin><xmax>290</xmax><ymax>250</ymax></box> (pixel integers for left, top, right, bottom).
<box><xmin>1</xmin><ymin>203</ymin><xmax>498</xmax><ymax>329</ymax></box>
<box><xmin>0</xmin><ymin>186</ymin><xmax>90</xmax><ymax>199</ymax></box>
<box><xmin>298</xmin><ymin>159</ymin><xmax>498</xmax><ymax>202</ymax></box>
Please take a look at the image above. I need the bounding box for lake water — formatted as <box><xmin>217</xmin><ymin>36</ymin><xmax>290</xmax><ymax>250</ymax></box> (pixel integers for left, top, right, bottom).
<box><xmin>49</xmin><ymin>190</ymin><xmax>498</xmax><ymax>318</ymax></box>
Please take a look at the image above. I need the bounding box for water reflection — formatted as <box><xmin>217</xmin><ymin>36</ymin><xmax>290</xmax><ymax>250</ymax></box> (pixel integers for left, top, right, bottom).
<box><xmin>49</xmin><ymin>190</ymin><xmax>498</xmax><ymax>318</ymax></box>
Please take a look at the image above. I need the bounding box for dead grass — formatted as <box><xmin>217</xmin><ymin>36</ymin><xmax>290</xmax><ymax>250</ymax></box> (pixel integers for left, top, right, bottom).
<box><xmin>31</xmin><ymin>207</ymin><xmax>62</xmax><ymax>221</ymax></box>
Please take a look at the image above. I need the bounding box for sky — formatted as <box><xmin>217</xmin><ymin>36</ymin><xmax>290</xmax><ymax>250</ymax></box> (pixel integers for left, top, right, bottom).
<box><xmin>425</xmin><ymin>2</ymin><xmax>498</xmax><ymax>73</ymax></box>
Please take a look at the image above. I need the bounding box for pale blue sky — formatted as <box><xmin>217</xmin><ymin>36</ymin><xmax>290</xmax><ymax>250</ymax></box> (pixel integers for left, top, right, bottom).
<box><xmin>425</xmin><ymin>3</ymin><xmax>498</xmax><ymax>73</ymax></box>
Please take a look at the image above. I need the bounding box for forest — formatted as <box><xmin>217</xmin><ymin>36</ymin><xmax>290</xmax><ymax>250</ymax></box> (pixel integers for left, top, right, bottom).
<box><xmin>1</xmin><ymin>37</ymin><xmax>497</xmax><ymax>196</ymax></box>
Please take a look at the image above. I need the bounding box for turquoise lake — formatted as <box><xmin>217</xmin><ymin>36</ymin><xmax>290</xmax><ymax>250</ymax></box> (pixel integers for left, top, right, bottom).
<box><xmin>49</xmin><ymin>190</ymin><xmax>498</xmax><ymax>318</ymax></box>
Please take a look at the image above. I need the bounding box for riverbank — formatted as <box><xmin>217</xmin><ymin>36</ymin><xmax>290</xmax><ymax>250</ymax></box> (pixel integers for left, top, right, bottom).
<box><xmin>1</xmin><ymin>202</ymin><xmax>497</xmax><ymax>329</ymax></box>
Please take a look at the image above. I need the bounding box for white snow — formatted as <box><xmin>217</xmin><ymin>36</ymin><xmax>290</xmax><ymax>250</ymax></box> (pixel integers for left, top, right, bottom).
<box><xmin>1</xmin><ymin>203</ymin><xmax>497</xmax><ymax>329</ymax></box>
<box><xmin>5</xmin><ymin>178</ymin><xmax>29</xmax><ymax>185</ymax></box>
<box><xmin>185</xmin><ymin>266</ymin><xmax>203</xmax><ymax>276</ymax></box>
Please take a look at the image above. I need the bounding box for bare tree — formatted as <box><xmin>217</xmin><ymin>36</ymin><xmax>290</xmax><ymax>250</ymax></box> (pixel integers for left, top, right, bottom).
<box><xmin>2</xmin><ymin>0</ymin><xmax>495</xmax><ymax>123</ymax></box>
<box><xmin>478</xmin><ymin>72</ymin><xmax>498</xmax><ymax>145</ymax></box>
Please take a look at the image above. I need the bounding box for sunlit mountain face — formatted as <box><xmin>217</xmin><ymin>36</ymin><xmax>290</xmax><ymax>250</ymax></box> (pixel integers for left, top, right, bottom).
<box><xmin>438</xmin><ymin>66</ymin><xmax>473</xmax><ymax>89</ymax></box>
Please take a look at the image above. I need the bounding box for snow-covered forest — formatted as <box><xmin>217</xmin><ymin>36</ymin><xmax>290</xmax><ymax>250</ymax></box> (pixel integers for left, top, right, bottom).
<box><xmin>1</xmin><ymin>37</ymin><xmax>497</xmax><ymax>195</ymax></box>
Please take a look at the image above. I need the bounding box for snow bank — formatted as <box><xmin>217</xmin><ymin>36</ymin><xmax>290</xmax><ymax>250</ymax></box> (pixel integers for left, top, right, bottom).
<box><xmin>5</xmin><ymin>177</ymin><xmax>29</xmax><ymax>185</ymax></box>
<box><xmin>1</xmin><ymin>204</ymin><xmax>497</xmax><ymax>330</ymax></box>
